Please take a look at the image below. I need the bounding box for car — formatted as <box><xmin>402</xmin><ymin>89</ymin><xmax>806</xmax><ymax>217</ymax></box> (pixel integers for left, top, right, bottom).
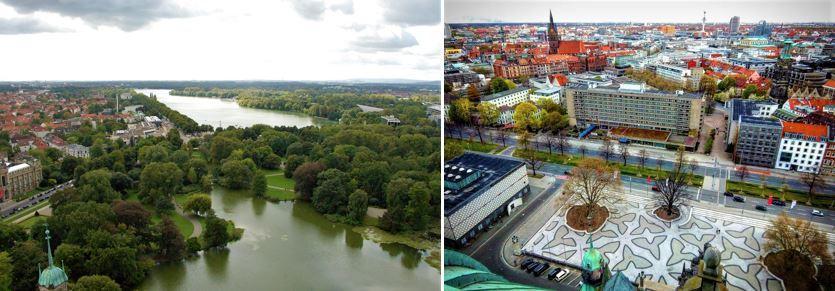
<box><xmin>755</xmin><ymin>205</ymin><xmax>767</xmax><ymax>211</ymax></box>
<box><xmin>563</xmin><ymin>170</ymin><xmax>572</xmax><ymax>176</ymax></box>
<box><xmin>723</xmin><ymin>191</ymin><xmax>734</xmax><ymax>197</ymax></box>
<box><xmin>772</xmin><ymin>200</ymin><xmax>786</xmax><ymax>206</ymax></box>
<box><xmin>532</xmin><ymin>263</ymin><xmax>550</xmax><ymax>277</ymax></box>
<box><xmin>733</xmin><ymin>196</ymin><xmax>745</xmax><ymax>202</ymax></box>
<box><xmin>525</xmin><ymin>262</ymin><xmax>540</xmax><ymax>273</ymax></box>
<box><xmin>547</xmin><ymin>268</ymin><xmax>561</xmax><ymax>280</ymax></box>
<box><xmin>555</xmin><ymin>269</ymin><xmax>570</xmax><ymax>281</ymax></box>
<box><xmin>812</xmin><ymin>210</ymin><xmax>824</xmax><ymax>217</ymax></box>
<box><xmin>520</xmin><ymin>258</ymin><xmax>534</xmax><ymax>269</ymax></box>
<box><xmin>651</xmin><ymin>186</ymin><xmax>660</xmax><ymax>192</ymax></box>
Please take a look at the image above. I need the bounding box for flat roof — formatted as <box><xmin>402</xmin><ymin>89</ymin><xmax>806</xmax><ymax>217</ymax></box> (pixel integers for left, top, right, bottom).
<box><xmin>568</xmin><ymin>83</ymin><xmax>703</xmax><ymax>99</ymax></box>
<box><xmin>443</xmin><ymin>153</ymin><xmax>524</xmax><ymax>216</ymax></box>
<box><xmin>481</xmin><ymin>87</ymin><xmax>528</xmax><ymax>102</ymax></box>
<box><xmin>740</xmin><ymin>115</ymin><xmax>781</xmax><ymax>127</ymax></box>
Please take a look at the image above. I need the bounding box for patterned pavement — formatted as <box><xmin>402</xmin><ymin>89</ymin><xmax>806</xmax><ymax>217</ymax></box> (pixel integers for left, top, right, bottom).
<box><xmin>523</xmin><ymin>194</ymin><xmax>785</xmax><ymax>291</ymax></box>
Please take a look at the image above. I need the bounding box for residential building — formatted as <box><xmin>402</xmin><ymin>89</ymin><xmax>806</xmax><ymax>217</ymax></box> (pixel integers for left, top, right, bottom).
<box><xmin>427</xmin><ymin>104</ymin><xmax>443</xmax><ymax>124</ymax></box>
<box><xmin>64</xmin><ymin>144</ymin><xmax>90</xmax><ymax>158</ymax></box>
<box><xmin>775</xmin><ymin>121</ymin><xmax>829</xmax><ymax>173</ymax></box>
<box><xmin>797</xmin><ymin>111</ymin><xmax>835</xmax><ymax>176</ymax></box>
<box><xmin>481</xmin><ymin>87</ymin><xmax>530</xmax><ymax>109</ymax></box>
<box><xmin>564</xmin><ymin>83</ymin><xmax>704</xmax><ymax>137</ymax></box>
<box><xmin>821</xmin><ymin>79</ymin><xmax>835</xmax><ymax>98</ymax></box>
<box><xmin>727</xmin><ymin>57</ymin><xmax>776</xmax><ymax>72</ymax></box>
<box><xmin>734</xmin><ymin>116</ymin><xmax>782</xmax><ymax>168</ymax></box>
<box><xmin>652</xmin><ymin>64</ymin><xmax>692</xmax><ymax>86</ymax></box>
<box><xmin>444</xmin><ymin>153</ymin><xmax>529</xmax><ymax>247</ymax></box>
<box><xmin>0</xmin><ymin>159</ymin><xmax>43</xmax><ymax>202</ymax></box>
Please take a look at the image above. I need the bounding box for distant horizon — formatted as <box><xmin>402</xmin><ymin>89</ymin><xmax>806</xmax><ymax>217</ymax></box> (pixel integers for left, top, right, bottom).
<box><xmin>0</xmin><ymin>78</ymin><xmax>440</xmax><ymax>84</ymax></box>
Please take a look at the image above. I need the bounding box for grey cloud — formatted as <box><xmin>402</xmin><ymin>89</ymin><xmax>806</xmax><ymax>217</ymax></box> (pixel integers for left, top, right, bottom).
<box><xmin>289</xmin><ymin>0</ymin><xmax>326</xmax><ymax>20</ymax></box>
<box><xmin>0</xmin><ymin>0</ymin><xmax>190</xmax><ymax>31</ymax></box>
<box><xmin>381</xmin><ymin>0</ymin><xmax>440</xmax><ymax>26</ymax></box>
<box><xmin>350</xmin><ymin>29</ymin><xmax>419</xmax><ymax>52</ymax></box>
<box><xmin>329</xmin><ymin>0</ymin><xmax>354</xmax><ymax>14</ymax></box>
<box><xmin>0</xmin><ymin>17</ymin><xmax>65</xmax><ymax>34</ymax></box>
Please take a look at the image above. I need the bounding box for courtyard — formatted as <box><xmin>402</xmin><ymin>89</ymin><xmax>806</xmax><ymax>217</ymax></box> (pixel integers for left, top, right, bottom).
<box><xmin>522</xmin><ymin>191</ymin><xmax>786</xmax><ymax>291</ymax></box>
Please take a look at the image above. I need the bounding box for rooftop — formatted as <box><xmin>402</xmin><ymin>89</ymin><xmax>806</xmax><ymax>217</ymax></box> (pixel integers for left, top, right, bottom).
<box><xmin>568</xmin><ymin>83</ymin><xmax>702</xmax><ymax>99</ymax></box>
<box><xmin>740</xmin><ymin>115</ymin><xmax>782</xmax><ymax>127</ymax></box>
<box><xmin>443</xmin><ymin>153</ymin><xmax>524</xmax><ymax>216</ymax></box>
<box><xmin>481</xmin><ymin>87</ymin><xmax>529</xmax><ymax>102</ymax></box>
<box><xmin>357</xmin><ymin>104</ymin><xmax>384</xmax><ymax>113</ymax></box>
<box><xmin>781</xmin><ymin>121</ymin><xmax>829</xmax><ymax>140</ymax></box>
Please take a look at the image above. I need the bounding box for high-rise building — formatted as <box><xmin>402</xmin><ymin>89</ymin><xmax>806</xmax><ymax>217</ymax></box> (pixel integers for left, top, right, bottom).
<box><xmin>734</xmin><ymin>116</ymin><xmax>782</xmax><ymax>168</ymax></box>
<box><xmin>547</xmin><ymin>10</ymin><xmax>560</xmax><ymax>54</ymax></box>
<box><xmin>729</xmin><ymin>16</ymin><xmax>740</xmax><ymax>34</ymax></box>
<box><xmin>748</xmin><ymin>20</ymin><xmax>772</xmax><ymax>37</ymax></box>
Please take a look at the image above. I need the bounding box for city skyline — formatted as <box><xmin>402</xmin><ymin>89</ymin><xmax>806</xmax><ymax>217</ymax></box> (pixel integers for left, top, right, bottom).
<box><xmin>0</xmin><ymin>0</ymin><xmax>441</xmax><ymax>81</ymax></box>
<box><xmin>445</xmin><ymin>0</ymin><xmax>834</xmax><ymax>24</ymax></box>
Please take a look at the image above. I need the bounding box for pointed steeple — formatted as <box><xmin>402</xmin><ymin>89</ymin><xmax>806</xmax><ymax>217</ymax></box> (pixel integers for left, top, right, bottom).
<box><xmin>45</xmin><ymin>224</ymin><xmax>54</xmax><ymax>267</ymax></box>
<box><xmin>549</xmin><ymin>10</ymin><xmax>554</xmax><ymax>25</ymax></box>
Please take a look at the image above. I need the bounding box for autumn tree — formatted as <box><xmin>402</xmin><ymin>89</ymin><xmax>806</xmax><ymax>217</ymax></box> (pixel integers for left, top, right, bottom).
<box><xmin>475</xmin><ymin>102</ymin><xmax>499</xmax><ymax>144</ymax></box>
<box><xmin>512</xmin><ymin>101</ymin><xmax>540</xmax><ymax>132</ymax></box>
<box><xmin>637</xmin><ymin>149</ymin><xmax>648</xmax><ymax>173</ymax></box>
<box><xmin>765</xmin><ymin>212</ymin><xmax>832</xmax><ymax>264</ymax></box>
<box><xmin>449</xmin><ymin>98</ymin><xmax>473</xmax><ymax>139</ymax></box>
<box><xmin>466</xmin><ymin>85</ymin><xmax>481</xmax><ymax>102</ymax></box>
<box><xmin>735</xmin><ymin>165</ymin><xmax>750</xmax><ymax>183</ymax></box>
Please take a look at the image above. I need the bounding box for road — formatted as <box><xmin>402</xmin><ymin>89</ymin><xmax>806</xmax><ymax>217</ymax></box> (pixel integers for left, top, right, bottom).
<box><xmin>0</xmin><ymin>180</ymin><xmax>73</xmax><ymax>219</ymax></box>
<box><xmin>448</xmin><ymin>127</ymin><xmax>835</xmax><ymax>200</ymax></box>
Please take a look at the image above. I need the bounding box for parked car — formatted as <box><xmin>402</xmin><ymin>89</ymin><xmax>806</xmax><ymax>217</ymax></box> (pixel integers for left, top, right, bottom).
<box><xmin>547</xmin><ymin>268</ymin><xmax>561</xmax><ymax>280</ymax></box>
<box><xmin>651</xmin><ymin>186</ymin><xmax>660</xmax><ymax>192</ymax></box>
<box><xmin>772</xmin><ymin>200</ymin><xmax>786</xmax><ymax>206</ymax></box>
<box><xmin>733</xmin><ymin>196</ymin><xmax>745</xmax><ymax>202</ymax></box>
<box><xmin>520</xmin><ymin>258</ymin><xmax>534</xmax><ymax>269</ymax></box>
<box><xmin>555</xmin><ymin>269</ymin><xmax>570</xmax><ymax>281</ymax></box>
<box><xmin>532</xmin><ymin>263</ymin><xmax>550</xmax><ymax>277</ymax></box>
<box><xmin>812</xmin><ymin>210</ymin><xmax>824</xmax><ymax>217</ymax></box>
<box><xmin>723</xmin><ymin>191</ymin><xmax>734</xmax><ymax>197</ymax></box>
<box><xmin>564</xmin><ymin>171</ymin><xmax>572</xmax><ymax>176</ymax></box>
<box><xmin>755</xmin><ymin>205</ymin><xmax>767</xmax><ymax>211</ymax></box>
<box><xmin>525</xmin><ymin>262</ymin><xmax>540</xmax><ymax>273</ymax></box>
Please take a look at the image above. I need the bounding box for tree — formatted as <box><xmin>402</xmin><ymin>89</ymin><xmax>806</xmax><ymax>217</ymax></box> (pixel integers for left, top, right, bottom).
<box><xmin>77</xmin><ymin>169</ymin><xmax>119</xmax><ymax>203</ymax></box>
<box><xmin>654</xmin><ymin>148</ymin><xmax>692</xmax><ymax>218</ymax></box>
<box><xmin>138</xmin><ymin>144</ymin><xmax>169</xmax><ymax>165</ymax></box>
<box><xmin>466</xmin><ymin>85</ymin><xmax>481</xmax><ymax>102</ymax></box>
<box><xmin>579</xmin><ymin>145</ymin><xmax>587</xmax><ymax>157</ymax></box>
<box><xmin>202</xmin><ymin>215</ymin><xmax>230</xmax><ymax>248</ymax></box>
<box><xmin>312</xmin><ymin>169</ymin><xmax>354</xmax><ymax>215</ymax></box>
<box><xmin>9</xmin><ymin>240</ymin><xmax>46</xmax><ymax>291</ymax></box>
<box><xmin>251</xmin><ymin>171</ymin><xmax>267</xmax><ymax>197</ymax></box>
<box><xmin>555</xmin><ymin>133</ymin><xmax>570</xmax><ymax>156</ymax></box>
<box><xmin>444</xmin><ymin>141</ymin><xmax>464</xmax><ymax>162</ymax></box>
<box><xmin>201</xmin><ymin>175</ymin><xmax>213</xmax><ymax>193</ymax></box>
<box><xmin>0</xmin><ymin>222</ymin><xmax>27</xmax><ymax>250</ymax></box>
<box><xmin>283</xmin><ymin>155</ymin><xmax>305</xmax><ymax>178</ymax></box>
<box><xmin>490</xmin><ymin>77</ymin><xmax>513</xmax><ymax>93</ymax></box>
<box><xmin>718</xmin><ymin>76</ymin><xmax>735</xmax><ymax>92</ymax></box>
<box><xmin>112</xmin><ymin>200</ymin><xmax>151</xmax><ymax>229</ymax></box>
<box><xmin>617</xmin><ymin>143</ymin><xmax>630</xmax><ymax>166</ymax></box>
<box><xmin>637</xmin><ymin>149</ymin><xmax>648</xmax><ymax>172</ymax></box>
<box><xmin>186</xmin><ymin>237</ymin><xmax>202</xmax><ymax>254</ymax></box>
<box><xmin>183</xmin><ymin>193</ymin><xmax>212</xmax><ymax>216</ymax></box>
<box><xmin>495</xmin><ymin>128</ymin><xmax>508</xmax><ymax>147</ymax></box>
<box><xmin>292</xmin><ymin>162</ymin><xmax>326</xmax><ymax>200</ymax></box>
<box><xmin>347</xmin><ymin>189</ymin><xmax>369</xmax><ymax>225</ymax></box>
<box><xmin>512</xmin><ymin>102</ymin><xmax>540</xmax><ymax>132</ymax></box>
<box><xmin>350</xmin><ymin>162</ymin><xmax>390</xmax><ymax>203</ymax></box>
<box><xmin>521</xmin><ymin>149</ymin><xmax>544</xmax><ymax>176</ymax></box>
<box><xmin>475</xmin><ymin>102</ymin><xmax>499</xmax><ymax>144</ymax></box>
<box><xmin>166</xmin><ymin>128</ymin><xmax>183</xmax><ymax>150</ymax></box>
<box><xmin>735</xmin><ymin>165</ymin><xmax>750</xmax><ymax>183</ymax></box>
<box><xmin>139</xmin><ymin>162</ymin><xmax>184</xmax><ymax>208</ymax></box>
<box><xmin>0</xmin><ymin>252</ymin><xmax>11</xmax><ymax>291</ymax></box>
<box><xmin>449</xmin><ymin>98</ymin><xmax>473</xmax><ymax>139</ymax></box>
<box><xmin>380</xmin><ymin>178</ymin><xmax>430</xmax><ymax>232</ymax></box>
<box><xmin>742</xmin><ymin>84</ymin><xmax>758</xmax><ymax>98</ymax></box>
<box><xmin>55</xmin><ymin>243</ymin><xmax>85</xmax><ymax>279</ymax></box>
<box><xmin>156</xmin><ymin>217</ymin><xmax>186</xmax><ymax>262</ymax></box>
<box><xmin>599</xmin><ymin>137</ymin><xmax>614</xmax><ymax>162</ymax></box>
<box><xmin>209</xmin><ymin>136</ymin><xmax>242</xmax><ymax>162</ymax></box>
<box><xmin>219</xmin><ymin>159</ymin><xmax>254</xmax><ymax>189</ymax></box>
<box><xmin>699</xmin><ymin>75</ymin><xmax>718</xmax><ymax>95</ymax></box>
<box><xmin>765</xmin><ymin>212</ymin><xmax>832</xmax><ymax>264</ymax></box>
<box><xmin>542</xmin><ymin>110</ymin><xmax>569</xmax><ymax>134</ymax></box>
<box><xmin>800</xmin><ymin>170</ymin><xmax>827</xmax><ymax>204</ymax></box>
<box><xmin>74</xmin><ymin>275</ymin><xmax>122</xmax><ymax>291</ymax></box>
<box><xmin>564</xmin><ymin>158</ymin><xmax>621</xmax><ymax>218</ymax></box>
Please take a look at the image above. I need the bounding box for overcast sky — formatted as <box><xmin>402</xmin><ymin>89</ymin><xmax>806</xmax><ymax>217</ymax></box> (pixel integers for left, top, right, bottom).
<box><xmin>0</xmin><ymin>0</ymin><xmax>440</xmax><ymax>81</ymax></box>
<box><xmin>446</xmin><ymin>0</ymin><xmax>834</xmax><ymax>24</ymax></box>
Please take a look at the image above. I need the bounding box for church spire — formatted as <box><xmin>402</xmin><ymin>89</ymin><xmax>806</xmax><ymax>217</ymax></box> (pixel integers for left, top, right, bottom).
<box><xmin>45</xmin><ymin>224</ymin><xmax>54</xmax><ymax>267</ymax></box>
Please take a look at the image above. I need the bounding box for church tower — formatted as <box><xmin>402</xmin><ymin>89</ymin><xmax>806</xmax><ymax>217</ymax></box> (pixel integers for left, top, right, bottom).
<box><xmin>37</xmin><ymin>225</ymin><xmax>68</xmax><ymax>291</ymax></box>
<box><xmin>547</xmin><ymin>10</ymin><xmax>561</xmax><ymax>54</ymax></box>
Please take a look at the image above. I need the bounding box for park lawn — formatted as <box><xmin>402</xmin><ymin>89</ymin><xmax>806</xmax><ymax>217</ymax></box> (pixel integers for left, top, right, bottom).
<box><xmin>265</xmin><ymin>172</ymin><xmax>295</xmax><ymax>190</ymax></box>
<box><xmin>726</xmin><ymin>180</ymin><xmax>834</xmax><ymax>207</ymax></box>
<box><xmin>151</xmin><ymin>212</ymin><xmax>194</xmax><ymax>238</ymax></box>
<box><xmin>446</xmin><ymin>138</ymin><xmax>499</xmax><ymax>153</ymax></box>
<box><xmin>265</xmin><ymin>187</ymin><xmax>296</xmax><ymax>201</ymax></box>
<box><xmin>19</xmin><ymin>216</ymin><xmax>47</xmax><ymax>229</ymax></box>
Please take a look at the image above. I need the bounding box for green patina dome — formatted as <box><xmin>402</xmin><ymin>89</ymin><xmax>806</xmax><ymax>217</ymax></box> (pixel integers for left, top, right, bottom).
<box><xmin>38</xmin><ymin>265</ymin><xmax>68</xmax><ymax>288</ymax></box>
<box><xmin>581</xmin><ymin>239</ymin><xmax>603</xmax><ymax>271</ymax></box>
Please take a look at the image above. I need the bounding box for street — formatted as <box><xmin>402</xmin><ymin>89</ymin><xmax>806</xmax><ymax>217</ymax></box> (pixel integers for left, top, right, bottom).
<box><xmin>0</xmin><ymin>180</ymin><xmax>73</xmax><ymax>219</ymax></box>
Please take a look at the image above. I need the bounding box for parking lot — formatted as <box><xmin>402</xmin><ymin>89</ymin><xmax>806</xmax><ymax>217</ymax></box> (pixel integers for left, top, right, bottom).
<box><xmin>514</xmin><ymin>255</ymin><xmax>584</xmax><ymax>288</ymax></box>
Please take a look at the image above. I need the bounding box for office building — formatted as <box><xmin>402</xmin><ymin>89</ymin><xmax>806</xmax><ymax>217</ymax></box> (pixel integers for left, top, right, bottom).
<box><xmin>725</xmin><ymin>99</ymin><xmax>779</xmax><ymax>147</ymax></box>
<box><xmin>734</xmin><ymin>116</ymin><xmax>782</xmax><ymax>168</ymax></box>
<box><xmin>775</xmin><ymin>121</ymin><xmax>829</xmax><ymax>173</ymax></box>
<box><xmin>652</xmin><ymin>64</ymin><xmax>692</xmax><ymax>86</ymax></box>
<box><xmin>729</xmin><ymin>16</ymin><xmax>740</xmax><ymax>34</ymax></box>
<box><xmin>564</xmin><ymin>83</ymin><xmax>704</xmax><ymax>137</ymax></box>
<box><xmin>748</xmin><ymin>20</ymin><xmax>772</xmax><ymax>37</ymax></box>
<box><xmin>444</xmin><ymin>153</ymin><xmax>529</xmax><ymax>247</ymax></box>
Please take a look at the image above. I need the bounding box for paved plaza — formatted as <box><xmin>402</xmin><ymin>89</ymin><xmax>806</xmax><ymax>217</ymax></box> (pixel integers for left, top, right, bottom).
<box><xmin>523</xmin><ymin>193</ymin><xmax>786</xmax><ymax>291</ymax></box>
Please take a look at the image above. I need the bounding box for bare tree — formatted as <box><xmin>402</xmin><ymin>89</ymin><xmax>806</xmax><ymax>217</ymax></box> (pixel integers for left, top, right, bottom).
<box><xmin>599</xmin><ymin>137</ymin><xmax>614</xmax><ymax>162</ymax></box>
<box><xmin>579</xmin><ymin>145</ymin><xmax>587</xmax><ymax>158</ymax></box>
<box><xmin>765</xmin><ymin>212</ymin><xmax>832</xmax><ymax>264</ymax></box>
<box><xmin>496</xmin><ymin>128</ymin><xmax>508</xmax><ymax>147</ymax></box>
<box><xmin>655</xmin><ymin>155</ymin><xmax>664</xmax><ymax>178</ymax></box>
<box><xmin>564</xmin><ymin>158</ymin><xmax>622</xmax><ymax>219</ymax></box>
<box><xmin>542</xmin><ymin>134</ymin><xmax>556</xmax><ymax>155</ymax></box>
<box><xmin>736</xmin><ymin>165</ymin><xmax>750</xmax><ymax>182</ymax></box>
<box><xmin>800</xmin><ymin>169</ymin><xmax>827</xmax><ymax>204</ymax></box>
<box><xmin>654</xmin><ymin>148</ymin><xmax>692</xmax><ymax>219</ymax></box>
<box><xmin>688</xmin><ymin>159</ymin><xmax>698</xmax><ymax>185</ymax></box>
<box><xmin>555</xmin><ymin>133</ymin><xmax>570</xmax><ymax>156</ymax></box>
<box><xmin>618</xmin><ymin>143</ymin><xmax>630</xmax><ymax>166</ymax></box>
<box><xmin>521</xmin><ymin>149</ymin><xmax>545</xmax><ymax>176</ymax></box>
<box><xmin>637</xmin><ymin>149</ymin><xmax>648</xmax><ymax>171</ymax></box>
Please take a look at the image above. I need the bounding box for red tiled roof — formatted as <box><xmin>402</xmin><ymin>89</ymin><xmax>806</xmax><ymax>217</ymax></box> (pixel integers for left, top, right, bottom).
<box><xmin>557</xmin><ymin>40</ymin><xmax>586</xmax><ymax>54</ymax></box>
<box><xmin>781</xmin><ymin>121</ymin><xmax>829</xmax><ymax>140</ymax></box>
<box><xmin>824</xmin><ymin>79</ymin><xmax>835</xmax><ymax>89</ymax></box>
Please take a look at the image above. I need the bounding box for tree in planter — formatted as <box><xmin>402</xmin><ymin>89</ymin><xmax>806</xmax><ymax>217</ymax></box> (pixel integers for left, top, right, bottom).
<box><xmin>637</xmin><ymin>149</ymin><xmax>648</xmax><ymax>177</ymax></box>
<box><xmin>653</xmin><ymin>148</ymin><xmax>692</xmax><ymax>219</ymax></box>
<box><xmin>800</xmin><ymin>169</ymin><xmax>827</xmax><ymax>205</ymax></box>
<box><xmin>599</xmin><ymin>137</ymin><xmax>614</xmax><ymax>162</ymax></box>
<box><xmin>563</xmin><ymin>158</ymin><xmax>621</xmax><ymax>230</ymax></box>
<box><xmin>764</xmin><ymin>212</ymin><xmax>832</xmax><ymax>266</ymax></box>
<box><xmin>617</xmin><ymin>142</ymin><xmax>630</xmax><ymax>166</ymax></box>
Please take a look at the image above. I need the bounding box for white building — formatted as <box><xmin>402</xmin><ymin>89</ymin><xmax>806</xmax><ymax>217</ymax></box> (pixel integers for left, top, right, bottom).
<box><xmin>653</xmin><ymin>63</ymin><xmax>692</xmax><ymax>85</ymax></box>
<box><xmin>775</xmin><ymin>121</ymin><xmax>829</xmax><ymax>173</ymax></box>
<box><xmin>481</xmin><ymin>87</ymin><xmax>530</xmax><ymax>108</ymax></box>
<box><xmin>64</xmin><ymin>144</ymin><xmax>90</xmax><ymax>158</ymax></box>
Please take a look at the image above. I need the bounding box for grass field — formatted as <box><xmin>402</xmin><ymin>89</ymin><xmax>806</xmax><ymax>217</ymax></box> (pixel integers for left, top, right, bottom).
<box><xmin>263</xmin><ymin>169</ymin><xmax>296</xmax><ymax>201</ymax></box>
<box><xmin>265</xmin><ymin>172</ymin><xmax>295</xmax><ymax>189</ymax></box>
<box><xmin>18</xmin><ymin>216</ymin><xmax>47</xmax><ymax>229</ymax></box>
<box><xmin>727</xmin><ymin>180</ymin><xmax>834</xmax><ymax>208</ymax></box>
<box><xmin>446</xmin><ymin>138</ymin><xmax>499</xmax><ymax>153</ymax></box>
